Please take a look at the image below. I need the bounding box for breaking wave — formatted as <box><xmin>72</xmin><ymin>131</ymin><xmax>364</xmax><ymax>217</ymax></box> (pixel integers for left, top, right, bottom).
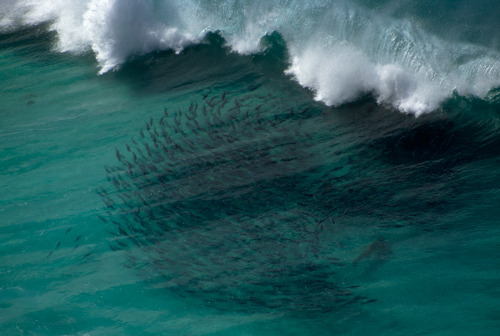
<box><xmin>2</xmin><ymin>0</ymin><xmax>499</xmax><ymax>115</ymax></box>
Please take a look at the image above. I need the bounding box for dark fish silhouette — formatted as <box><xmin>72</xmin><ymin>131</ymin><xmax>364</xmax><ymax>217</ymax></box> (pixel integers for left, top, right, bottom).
<box><xmin>353</xmin><ymin>238</ymin><xmax>391</xmax><ymax>264</ymax></box>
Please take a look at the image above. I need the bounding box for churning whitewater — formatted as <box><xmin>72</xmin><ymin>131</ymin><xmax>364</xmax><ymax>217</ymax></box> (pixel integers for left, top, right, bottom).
<box><xmin>1</xmin><ymin>0</ymin><xmax>499</xmax><ymax>115</ymax></box>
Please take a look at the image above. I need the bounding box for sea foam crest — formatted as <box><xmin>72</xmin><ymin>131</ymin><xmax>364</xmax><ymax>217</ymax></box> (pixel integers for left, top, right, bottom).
<box><xmin>285</xmin><ymin>41</ymin><xmax>447</xmax><ymax>114</ymax></box>
<box><xmin>1</xmin><ymin>0</ymin><xmax>500</xmax><ymax>114</ymax></box>
<box><xmin>0</xmin><ymin>0</ymin><xmax>201</xmax><ymax>73</ymax></box>
<box><xmin>82</xmin><ymin>0</ymin><xmax>198</xmax><ymax>73</ymax></box>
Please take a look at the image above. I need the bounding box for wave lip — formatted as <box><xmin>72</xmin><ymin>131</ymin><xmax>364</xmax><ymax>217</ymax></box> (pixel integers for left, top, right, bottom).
<box><xmin>283</xmin><ymin>4</ymin><xmax>500</xmax><ymax>115</ymax></box>
<box><xmin>285</xmin><ymin>44</ymin><xmax>449</xmax><ymax>116</ymax></box>
<box><xmin>82</xmin><ymin>0</ymin><xmax>200</xmax><ymax>74</ymax></box>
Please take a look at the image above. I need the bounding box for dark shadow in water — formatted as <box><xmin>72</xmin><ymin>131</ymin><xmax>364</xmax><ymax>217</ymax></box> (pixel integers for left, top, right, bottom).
<box><xmin>98</xmin><ymin>86</ymin><xmax>500</xmax><ymax>313</ymax></box>
<box><xmin>99</xmin><ymin>92</ymin><xmax>374</xmax><ymax>313</ymax></box>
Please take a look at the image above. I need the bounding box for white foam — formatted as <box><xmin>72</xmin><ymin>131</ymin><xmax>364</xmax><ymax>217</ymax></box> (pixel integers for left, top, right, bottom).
<box><xmin>285</xmin><ymin>41</ymin><xmax>453</xmax><ymax>115</ymax></box>
<box><xmin>1</xmin><ymin>0</ymin><xmax>499</xmax><ymax>114</ymax></box>
<box><xmin>82</xmin><ymin>0</ymin><xmax>197</xmax><ymax>74</ymax></box>
<box><xmin>0</xmin><ymin>0</ymin><xmax>201</xmax><ymax>73</ymax></box>
<box><xmin>281</xmin><ymin>3</ymin><xmax>500</xmax><ymax>115</ymax></box>
<box><xmin>286</xmin><ymin>44</ymin><xmax>377</xmax><ymax>106</ymax></box>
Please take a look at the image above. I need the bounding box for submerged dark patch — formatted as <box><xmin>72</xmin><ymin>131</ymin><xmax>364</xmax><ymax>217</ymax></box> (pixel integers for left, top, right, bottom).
<box><xmin>98</xmin><ymin>91</ymin><xmax>476</xmax><ymax>312</ymax></box>
<box><xmin>98</xmin><ymin>91</ymin><xmax>373</xmax><ymax>312</ymax></box>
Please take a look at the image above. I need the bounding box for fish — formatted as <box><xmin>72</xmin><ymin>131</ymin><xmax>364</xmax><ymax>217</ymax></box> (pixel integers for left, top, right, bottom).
<box><xmin>97</xmin><ymin>93</ymin><xmax>372</xmax><ymax>312</ymax></box>
<box><xmin>202</xmin><ymin>90</ymin><xmax>211</xmax><ymax>100</ymax></box>
<box><xmin>301</xmin><ymin>107</ymin><xmax>312</xmax><ymax>114</ymax></box>
<box><xmin>115</xmin><ymin>148</ymin><xmax>122</xmax><ymax>162</ymax></box>
<box><xmin>353</xmin><ymin>238</ymin><xmax>391</xmax><ymax>263</ymax></box>
<box><xmin>97</xmin><ymin>214</ymin><xmax>108</xmax><ymax>223</ymax></box>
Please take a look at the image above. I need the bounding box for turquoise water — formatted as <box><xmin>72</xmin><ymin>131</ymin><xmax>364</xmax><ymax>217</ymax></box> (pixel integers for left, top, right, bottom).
<box><xmin>1</xmin><ymin>1</ymin><xmax>500</xmax><ymax>335</ymax></box>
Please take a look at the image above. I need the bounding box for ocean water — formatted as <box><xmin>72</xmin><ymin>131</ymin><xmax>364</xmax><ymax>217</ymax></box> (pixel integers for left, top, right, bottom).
<box><xmin>1</xmin><ymin>1</ymin><xmax>500</xmax><ymax>335</ymax></box>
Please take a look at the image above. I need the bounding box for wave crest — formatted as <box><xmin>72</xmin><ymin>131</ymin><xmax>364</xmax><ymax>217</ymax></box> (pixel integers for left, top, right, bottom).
<box><xmin>2</xmin><ymin>0</ymin><xmax>499</xmax><ymax>114</ymax></box>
